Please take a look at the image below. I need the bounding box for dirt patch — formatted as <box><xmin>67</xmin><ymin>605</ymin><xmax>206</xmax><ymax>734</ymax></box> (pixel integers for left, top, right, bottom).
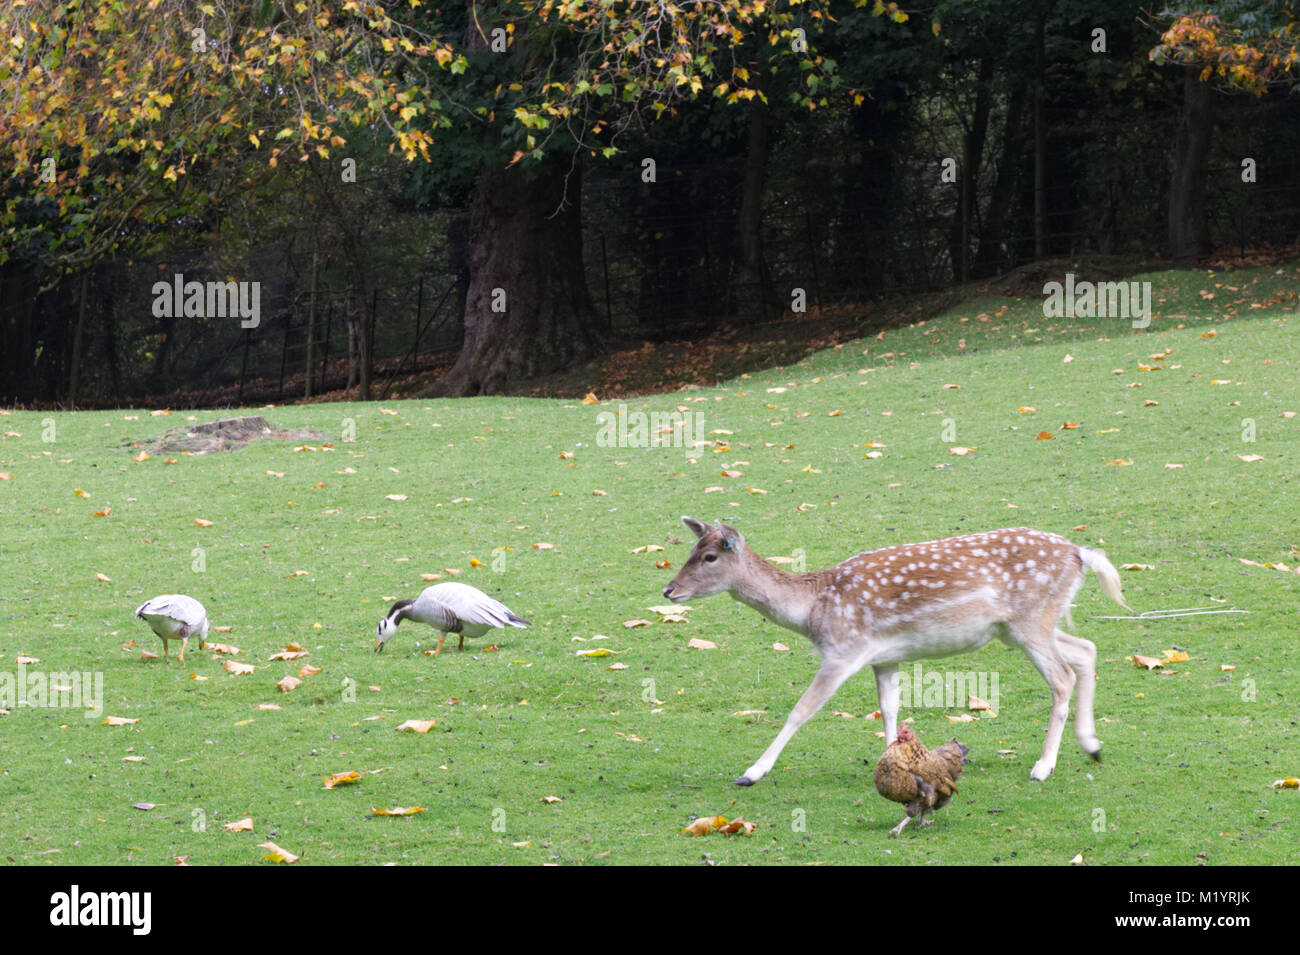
<box><xmin>138</xmin><ymin>416</ymin><xmax>330</xmax><ymax>454</ymax></box>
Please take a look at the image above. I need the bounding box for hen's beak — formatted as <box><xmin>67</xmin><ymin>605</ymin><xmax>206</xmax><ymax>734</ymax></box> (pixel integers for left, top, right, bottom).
<box><xmin>374</xmin><ymin>640</ymin><xmax>385</xmax><ymax>653</ymax></box>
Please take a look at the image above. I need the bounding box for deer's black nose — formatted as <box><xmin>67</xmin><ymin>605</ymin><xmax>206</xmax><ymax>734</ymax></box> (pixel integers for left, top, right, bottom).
<box><xmin>662</xmin><ymin>586</ymin><xmax>673</xmax><ymax>599</ymax></box>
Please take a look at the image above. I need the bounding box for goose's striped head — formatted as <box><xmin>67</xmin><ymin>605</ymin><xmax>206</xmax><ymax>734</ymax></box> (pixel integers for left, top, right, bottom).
<box><xmin>375</xmin><ymin>599</ymin><xmax>412</xmax><ymax>652</ymax></box>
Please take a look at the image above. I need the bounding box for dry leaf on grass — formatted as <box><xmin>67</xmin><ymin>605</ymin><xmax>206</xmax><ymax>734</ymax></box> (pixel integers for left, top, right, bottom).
<box><xmin>1270</xmin><ymin>778</ymin><xmax>1299</xmax><ymax>789</ymax></box>
<box><xmin>224</xmin><ymin>660</ymin><xmax>255</xmax><ymax>675</ymax></box>
<box><xmin>269</xmin><ymin>649</ymin><xmax>309</xmax><ymax>660</ymax></box>
<box><xmin>540</xmin><ymin>796</ymin><xmax>562</xmax><ymax>804</ymax></box>
<box><xmin>947</xmin><ymin>713</ymin><xmax>978</xmax><ymax>723</ymax></box>
<box><xmin>101</xmin><ymin>716</ymin><xmax>140</xmax><ymax>726</ymax></box>
<box><xmin>718</xmin><ymin>817</ymin><xmax>756</xmax><ymax>835</ymax></box>
<box><xmin>258</xmin><ymin>841</ymin><xmax>300</xmax><ymax>864</ymax></box>
<box><xmin>1131</xmin><ymin>654</ymin><xmax>1164</xmax><ymax>670</ymax></box>
<box><xmin>623</xmin><ymin>619</ymin><xmax>652</xmax><ymax>628</ymax></box>
<box><xmin>299</xmin><ymin>664</ymin><xmax>322</xmax><ymax>677</ymax></box>
<box><xmin>682</xmin><ymin>815</ymin><xmax>755</xmax><ymax>837</ymax></box>
<box><xmin>1238</xmin><ymin>558</ymin><xmax>1300</xmax><ymax>576</ymax></box>
<box><xmin>682</xmin><ymin>815</ymin><xmax>728</xmax><ymax>837</ymax></box>
<box><xmin>631</xmin><ymin>545</ymin><xmax>665</xmax><ymax>554</ymax></box>
<box><xmin>396</xmin><ymin>719</ymin><xmax>437</xmax><ymax>733</ymax></box>
<box><xmin>370</xmin><ymin>806</ymin><xmax>425</xmax><ymax>816</ymax></box>
<box><xmin>277</xmin><ymin>676</ymin><xmax>302</xmax><ymax>692</ymax></box>
<box><xmin>687</xmin><ymin>637</ymin><xmax>717</xmax><ymax>650</ymax></box>
<box><xmin>222</xmin><ymin>817</ymin><xmax>254</xmax><ymax>832</ymax></box>
<box><xmin>323</xmin><ymin>771</ymin><xmax>363</xmax><ymax>789</ymax></box>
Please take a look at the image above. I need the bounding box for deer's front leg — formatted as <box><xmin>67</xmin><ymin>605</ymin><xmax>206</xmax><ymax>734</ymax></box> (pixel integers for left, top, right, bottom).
<box><xmin>736</xmin><ymin>655</ymin><xmax>862</xmax><ymax>786</ymax></box>
<box><xmin>874</xmin><ymin>663</ymin><xmax>900</xmax><ymax>743</ymax></box>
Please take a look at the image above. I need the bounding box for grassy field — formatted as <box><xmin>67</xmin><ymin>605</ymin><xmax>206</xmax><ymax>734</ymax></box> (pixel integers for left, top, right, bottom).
<box><xmin>1</xmin><ymin>262</ymin><xmax>1296</xmax><ymax>866</ymax></box>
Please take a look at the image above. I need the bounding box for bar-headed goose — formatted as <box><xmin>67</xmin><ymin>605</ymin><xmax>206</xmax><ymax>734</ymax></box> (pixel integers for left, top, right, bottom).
<box><xmin>135</xmin><ymin>594</ymin><xmax>209</xmax><ymax>662</ymax></box>
<box><xmin>375</xmin><ymin>582</ymin><xmax>529</xmax><ymax>654</ymax></box>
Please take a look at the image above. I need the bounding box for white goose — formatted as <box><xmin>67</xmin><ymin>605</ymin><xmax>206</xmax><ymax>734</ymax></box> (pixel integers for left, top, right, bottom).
<box><xmin>135</xmin><ymin>594</ymin><xmax>209</xmax><ymax>663</ymax></box>
<box><xmin>375</xmin><ymin>582</ymin><xmax>530</xmax><ymax>654</ymax></box>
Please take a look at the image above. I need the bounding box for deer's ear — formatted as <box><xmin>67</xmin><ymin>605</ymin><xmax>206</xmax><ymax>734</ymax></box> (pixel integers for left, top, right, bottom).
<box><xmin>682</xmin><ymin>516</ymin><xmax>710</xmax><ymax>540</ymax></box>
<box><xmin>716</xmin><ymin>521</ymin><xmax>744</xmax><ymax>549</ymax></box>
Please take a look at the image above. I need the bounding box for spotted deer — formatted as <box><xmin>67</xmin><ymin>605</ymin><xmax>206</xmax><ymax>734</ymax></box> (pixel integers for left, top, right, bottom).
<box><xmin>662</xmin><ymin>517</ymin><xmax>1129</xmax><ymax>786</ymax></box>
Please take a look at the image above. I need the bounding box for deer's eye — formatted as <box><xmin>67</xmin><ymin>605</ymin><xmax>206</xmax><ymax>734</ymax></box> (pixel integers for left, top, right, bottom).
<box><xmin>704</xmin><ymin>553</ymin><xmax>718</xmax><ymax>563</ymax></box>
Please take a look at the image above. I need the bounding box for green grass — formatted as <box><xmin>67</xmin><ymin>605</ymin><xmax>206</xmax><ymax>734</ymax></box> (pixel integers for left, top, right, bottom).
<box><xmin>1</xmin><ymin>262</ymin><xmax>1297</xmax><ymax>865</ymax></box>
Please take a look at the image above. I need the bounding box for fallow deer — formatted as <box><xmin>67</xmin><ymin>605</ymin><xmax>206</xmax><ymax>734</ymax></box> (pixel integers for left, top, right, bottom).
<box><xmin>662</xmin><ymin>517</ymin><xmax>1129</xmax><ymax>786</ymax></box>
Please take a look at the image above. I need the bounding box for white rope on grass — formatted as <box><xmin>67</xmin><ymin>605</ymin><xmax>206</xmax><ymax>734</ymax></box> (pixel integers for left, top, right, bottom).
<box><xmin>1090</xmin><ymin>605</ymin><xmax>1250</xmax><ymax>621</ymax></box>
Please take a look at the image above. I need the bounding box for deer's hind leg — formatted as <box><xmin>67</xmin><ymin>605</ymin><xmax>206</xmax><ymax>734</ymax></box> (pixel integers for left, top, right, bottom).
<box><xmin>1011</xmin><ymin>621</ymin><xmax>1077</xmax><ymax>782</ymax></box>
<box><xmin>1055</xmin><ymin>629</ymin><xmax>1101</xmax><ymax>761</ymax></box>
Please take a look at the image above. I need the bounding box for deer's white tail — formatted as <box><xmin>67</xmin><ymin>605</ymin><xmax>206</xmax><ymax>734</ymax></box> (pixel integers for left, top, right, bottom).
<box><xmin>1079</xmin><ymin>546</ymin><xmax>1130</xmax><ymax>611</ymax></box>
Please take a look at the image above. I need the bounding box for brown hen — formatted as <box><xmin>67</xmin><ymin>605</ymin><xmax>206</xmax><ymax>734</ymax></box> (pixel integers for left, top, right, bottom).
<box><xmin>873</xmin><ymin>724</ymin><xmax>969</xmax><ymax>837</ymax></box>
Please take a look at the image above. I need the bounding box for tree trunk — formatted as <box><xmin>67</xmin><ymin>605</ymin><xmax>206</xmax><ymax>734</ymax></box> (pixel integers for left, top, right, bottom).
<box><xmin>68</xmin><ymin>271</ymin><xmax>90</xmax><ymax>407</ymax></box>
<box><xmin>733</xmin><ymin>96</ymin><xmax>782</xmax><ymax>320</ymax></box>
<box><xmin>951</xmin><ymin>57</ymin><xmax>995</xmax><ymax>282</ymax></box>
<box><xmin>436</xmin><ymin>158</ymin><xmax>600</xmax><ymax>396</ymax></box>
<box><xmin>1033</xmin><ymin>11</ymin><xmax>1047</xmax><ymax>259</ymax></box>
<box><xmin>304</xmin><ymin>250</ymin><xmax>318</xmax><ymax>399</ymax></box>
<box><xmin>1169</xmin><ymin>66</ymin><xmax>1215</xmax><ymax>267</ymax></box>
<box><xmin>974</xmin><ymin>77</ymin><xmax>1028</xmax><ymax>277</ymax></box>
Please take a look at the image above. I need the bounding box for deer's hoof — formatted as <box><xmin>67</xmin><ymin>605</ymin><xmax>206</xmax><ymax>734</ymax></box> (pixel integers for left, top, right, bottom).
<box><xmin>733</xmin><ymin>775</ymin><xmax>755</xmax><ymax>787</ymax></box>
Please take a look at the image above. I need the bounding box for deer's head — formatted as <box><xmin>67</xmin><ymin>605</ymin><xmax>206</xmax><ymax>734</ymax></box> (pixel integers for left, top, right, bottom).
<box><xmin>662</xmin><ymin>516</ymin><xmax>746</xmax><ymax>601</ymax></box>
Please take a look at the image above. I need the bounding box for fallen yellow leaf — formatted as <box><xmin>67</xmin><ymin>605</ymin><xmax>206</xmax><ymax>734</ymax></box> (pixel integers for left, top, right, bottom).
<box><xmin>396</xmin><ymin>719</ymin><xmax>437</xmax><ymax>733</ymax></box>
<box><xmin>682</xmin><ymin>815</ymin><xmax>728</xmax><ymax>837</ymax></box>
<box><xmin>323</xmin><ymin>771</ymin><xmax>363</xmax><ymax>789</ymax></box>
<box><xmin>258</xmin><ymin>841</ymin><xmax>300</xmax><ymax>863</ymax></box>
